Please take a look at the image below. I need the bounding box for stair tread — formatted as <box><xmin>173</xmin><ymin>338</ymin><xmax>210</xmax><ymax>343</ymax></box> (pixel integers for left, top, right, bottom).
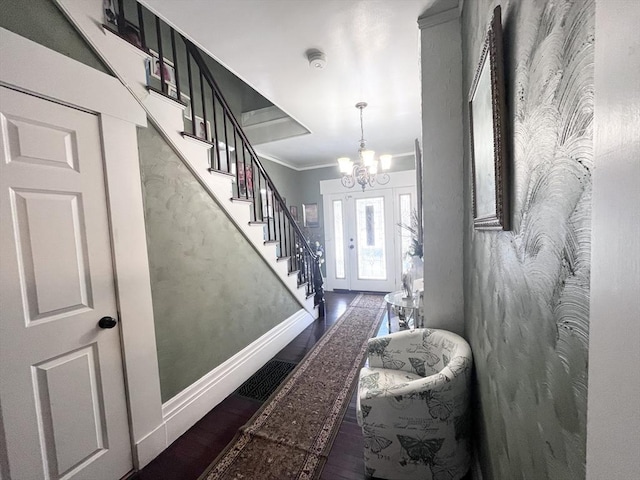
<box><xmin>147</xmin><ymin>86</ymin><xmax>188</xmax><ymax>107</ymax></box>
<box><xmin>232</xmin><ymin>197</ymin><xmax>254</xmax><ymax>204</ymax></box>
<box><xmin>208</xmin><ymin>167</ymin><xmax>235</xmax><ymax>177</ymax></box>
<box><xmin>102</xmin><ymin>23</ymin><xmax>151</xmax><ymax>56</ymax></box>
<box><xmin>96</xmin><ymin>11</ymin><xmax>321</xmax><ymax>314</ymax></box>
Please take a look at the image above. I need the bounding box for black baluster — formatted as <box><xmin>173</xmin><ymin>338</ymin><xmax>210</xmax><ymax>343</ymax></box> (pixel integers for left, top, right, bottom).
<box><xmin>199</xmin><ymin>71</ymin><xmax>207</xmax><ymax>140</ymax></box>
<box><xmin>223</xmin><ymin>109</ymin><xmax>230</xmax><ymax>174</ymax></box>
<box><xmin>170</xmin><ymin>28</ymin><xmax>180</xmax><ymax>96</ymax></box>
<box><xmin>117</xmin><ymin>0</ymin><xmax>125</xmax><ymax>35</ymax></box>
<box><xmin>211</xmin><ymin>92</ymin><xmax>221</xmax><ymax>170</ymax></box>
<box><xmin>155</xmin><ymin>17</ymin><xmax>166</xmax><ymax>93</ymax></box>
<box><xmin>234</xmin><ymin>140</ymin><xmax>241</xmax><ymax>197</ymax></box>
<box><xmin>136</xmin><ymin>3</ymin><xmax>146</xmax><ymax>49</ymax></box>
<box><xmin>232</xmin><ymin>129</ymin><xmax>238</xmax><ymax>176</ymax></box>
<box><xmin>184</xmin><ymin>41</ymin><xmax>195</xmax><ymax>136</ymax></box>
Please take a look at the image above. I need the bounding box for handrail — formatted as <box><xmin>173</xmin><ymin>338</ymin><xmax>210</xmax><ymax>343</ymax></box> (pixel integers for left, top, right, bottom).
<box><xmin>109</xmin><ymin>0</ymin><xmax>323</xmax><ymax>306</ymax></box>
<box><xmin>185</xmin><ymin>42</ymin><xmax>316</xmax><ymax>255</ymax></box>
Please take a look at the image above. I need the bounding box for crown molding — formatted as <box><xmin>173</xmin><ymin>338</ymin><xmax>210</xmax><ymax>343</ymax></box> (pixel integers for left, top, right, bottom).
<box><xmin>256</xmin><ymin>151</ymin><xmax>416</xmax><ymax>173</ymax></box>
<box><xmin>418</xmin><ymin>6</ymin><xmax>461</xmax><ymax>29</ymax></box>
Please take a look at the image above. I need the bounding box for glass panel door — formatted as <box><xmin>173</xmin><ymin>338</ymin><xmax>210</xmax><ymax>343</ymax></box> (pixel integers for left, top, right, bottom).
<box><xmin>325</xmin><ymin>190</ymin><xmax>395</xmax><ymax>292</ymax></box>
<box><xmin>354</xmin><ymin>196</ymin><xmax>387</xmax><ymax>280</ymax></box>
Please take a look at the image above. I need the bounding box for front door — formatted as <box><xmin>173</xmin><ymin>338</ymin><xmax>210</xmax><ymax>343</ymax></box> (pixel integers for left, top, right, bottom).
<box><xmin>0</xmin><ymin>87</ymin><xmax>133</xmax><ymax>479</ymax></box>
<box><xmin>326</xmin><ymin>189</ymin><xmax>396</xmax><ymax>292</ymax></box>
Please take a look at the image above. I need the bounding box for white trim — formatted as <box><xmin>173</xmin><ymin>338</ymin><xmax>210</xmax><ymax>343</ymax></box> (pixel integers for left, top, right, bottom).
<box><xmin>257</xmin><ymin>151</ymin><xmax>418</xmax><ymax>173</ymax></box>
<box><xmin>0</xmin><ymin>28</ymin><xmax>165</xmax><ymax>470</ymax></box>
<box><xmin>587</xmin><ymin>1</ymin><xmax>640</xmax><ymax>477</ymax></box>
<box><xmin>101</xmin><ymin>24</ymin><xmax>152</xmax><ymax>60</ymax></box>
<box><xmin>99</xmin><ymin>116</ymin><xmax>164</xmax><ymax>466</ymax></box>
<box><xmin>54</xmin><ymin>1</ymin><xmax>314</xmax><ymax>313</ymax></box>
<box><xmin>418</xmin><ymin>6</ymin><xmax>461</xmax><ymax>30</ymax></box>
<box><xmin>256</xmin><ymin>151</ymin><xmax>303</xmax><ymax>170</ymax></box>
<box><xmin>161</xmin><ymin>308</ymin><xmax>314</xmax><ymax>446</ymax></box>
<box><xmin>321</xmin><ymin>171</ymin><xmax>417</xmax><ymax>292</ymax></box>
<box><xmin>0</xmin><ymin>28</ymin><xmax>145</xmax><ymax>126</ymax></box>
<box><xmin>133</xmin><ymin>423</ymin><xmax>167</xmax><ymax>469</ymax></box>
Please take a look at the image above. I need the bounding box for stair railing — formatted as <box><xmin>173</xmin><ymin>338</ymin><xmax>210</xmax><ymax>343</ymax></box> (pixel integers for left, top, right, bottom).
<box><xmin>106</xmin><ymin>0</ymin><xmax>324</xmax><ymax>308</ymax></box>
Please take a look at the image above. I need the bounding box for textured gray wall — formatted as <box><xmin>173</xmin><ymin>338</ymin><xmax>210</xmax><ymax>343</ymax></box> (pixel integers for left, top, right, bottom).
<box><xmin>259</xmin><ymin>157</ymin><xmax>303</xmax><ymax>216</ymax></box>
<box><xmin>260</xmin><ymin>155</ymin><xmax>416</xmax><ymax>274</ymax></box>
<box><xmin>1</xmin><ymin>0</ymin><xmax>306</xmax><ymax>406</ymax></box>
<box><xmin>138</xmin><ymin>124</ymin><xmax>301</xmax><ymax>402</ymax></box>
<box><xmin>462</xmin><ymin>0</ymin><xmax>594</xmax><ymax>478</ymax></box>
<box><xmin>0</xmin><ymin>0</ymin><xmax>109</xmax><ymax>73</ymax></box>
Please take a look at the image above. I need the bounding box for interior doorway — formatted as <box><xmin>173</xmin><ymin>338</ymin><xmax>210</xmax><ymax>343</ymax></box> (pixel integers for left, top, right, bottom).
<box><xmin>321</xmin><ymin>171</ymin><xmax>418</xmax><ymax>293</ymax></box>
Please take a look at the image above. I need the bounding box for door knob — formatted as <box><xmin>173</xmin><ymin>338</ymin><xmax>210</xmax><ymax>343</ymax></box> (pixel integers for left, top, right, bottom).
<box><xmin>349</xmin><ymin>245</ymin><xmax>355</xmax><ymax>250</ymax></box>
<box><xmin>98</xmin><ymin>316</ymin><xmax>117</xmax><ymax>329</ymax></box>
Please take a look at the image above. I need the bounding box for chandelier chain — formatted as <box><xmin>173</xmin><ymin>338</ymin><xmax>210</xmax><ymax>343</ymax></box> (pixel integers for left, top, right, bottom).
<box><xmin>359</xmin><ymin>105</ymin><xmax>365</xmax><ymax>149</ymax></box>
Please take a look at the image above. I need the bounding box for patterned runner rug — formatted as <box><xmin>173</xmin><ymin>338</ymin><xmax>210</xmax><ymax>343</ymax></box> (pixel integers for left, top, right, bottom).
<box><xmin>199</xmin><ymin>293</ymin><xmax>386</xmax><ymax>480</ymax></box>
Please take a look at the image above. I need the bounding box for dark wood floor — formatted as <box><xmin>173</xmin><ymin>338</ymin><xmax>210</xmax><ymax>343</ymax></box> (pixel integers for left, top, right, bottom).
<box><xmin>133</xmin><ymin>291</ymin><xmax>385</xmax><ymax>480</ymax></box>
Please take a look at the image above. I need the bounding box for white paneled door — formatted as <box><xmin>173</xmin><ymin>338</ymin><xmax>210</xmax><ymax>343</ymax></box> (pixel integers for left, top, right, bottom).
<box><xmin>0</xmin><ymin>88</ymin><xmax>132</xmax><ymax>479</ymax></box>
<box><xmin>326</xmin><ymin>190</ymin><xmax>396</xmax><ymax>292</ymax></box>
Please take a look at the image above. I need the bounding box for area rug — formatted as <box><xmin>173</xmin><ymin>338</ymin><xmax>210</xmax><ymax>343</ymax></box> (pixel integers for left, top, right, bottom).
<box><xmin>199</xmin><ymin>293</ymin><xmax>386</xmax><ymax>480</ymax></box>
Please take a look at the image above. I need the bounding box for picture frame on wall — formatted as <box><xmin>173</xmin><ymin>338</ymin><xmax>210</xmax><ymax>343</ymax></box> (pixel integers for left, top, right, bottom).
<box><xmin>468</xmin><ymin>5</ymin><xmax>510</xmax><ymax>230</ymax></box>
<box><xmin>261</xmin><ymin>189</ymin><xmax>274</xmax><ymax>218</ymax></box>
<box><xmin>290</xmin><ymin>205</ymin><xmax>298</xmax><ymax>221</ymax></box>
<box><xmin>103</xmin><ymin>0</ymin><xmax>118</xmax><ymax>29</ymax></box>
<box><xmin>193</xmin><ymin>116</ymin><xmax>211</xmax><ymax>141</ymax></box>
<box><xmin>303</xmin><ymin>203</ymin><xmax>319</xmax><ymax>228</ymax></box>
<box><xmin>148</xmin><ymin>50</ymin><xmax>176</xmax><ymax>86</ymax></box>
<box><xmin>180</xmin><ymin>93</ymin><xmax>192</xmax><ymax>120</ymax></box>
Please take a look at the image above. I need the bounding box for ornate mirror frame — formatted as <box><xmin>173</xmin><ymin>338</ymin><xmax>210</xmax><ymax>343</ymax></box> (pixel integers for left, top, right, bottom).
<box><xmin>468</xmin><ymin>5</ymin><xmax>510</xmax><ymax>230</ymax></box>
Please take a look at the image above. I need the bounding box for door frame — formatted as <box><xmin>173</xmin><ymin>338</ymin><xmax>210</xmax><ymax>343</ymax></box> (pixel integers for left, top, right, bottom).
<box><xmin>321</xmin><ymin>170</ymin><xmax>417</xmax><ymax>292</ymax></box>
<box><xmin>0</xmin><ymin>28</ymin><xmax>165</xmax><ymax>469</ymax></box>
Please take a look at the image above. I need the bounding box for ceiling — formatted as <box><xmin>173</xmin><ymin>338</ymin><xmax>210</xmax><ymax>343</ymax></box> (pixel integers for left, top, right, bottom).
<box><xmin>141</xmin><ymin>0</ymin><xmax>455</xmax><ymax>170</ymax></box>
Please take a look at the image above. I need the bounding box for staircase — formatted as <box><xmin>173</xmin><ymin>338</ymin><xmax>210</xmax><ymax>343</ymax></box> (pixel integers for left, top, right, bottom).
<box><xmin>55</xmin><ymin>0</ymin><xmax>323</xmax><ymax>314</ymax></box>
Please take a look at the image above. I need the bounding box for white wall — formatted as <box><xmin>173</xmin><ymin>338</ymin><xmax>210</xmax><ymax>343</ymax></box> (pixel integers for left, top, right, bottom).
<box><xmin>586</xmin><ymin>1</ymin><xmax>640</xmax><ymax>477</ymax></box>
<box><xmin>419</xmin><ymin>8</ymin><xmax>465</xmax><ymax>335</ymax></box>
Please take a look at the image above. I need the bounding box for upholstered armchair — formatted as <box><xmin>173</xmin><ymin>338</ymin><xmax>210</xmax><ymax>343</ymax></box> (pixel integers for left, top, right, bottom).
<box><xmin>356</xmin><ymin>328</ymin><xmax>473</xmax><ymax>480</ymax></box>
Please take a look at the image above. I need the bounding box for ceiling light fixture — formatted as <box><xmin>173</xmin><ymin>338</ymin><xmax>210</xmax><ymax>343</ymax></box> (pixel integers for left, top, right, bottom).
<box><xmin>338</xmin><ymin>102</ymin><xmax>392</xmax><ymax>191</ymax></box>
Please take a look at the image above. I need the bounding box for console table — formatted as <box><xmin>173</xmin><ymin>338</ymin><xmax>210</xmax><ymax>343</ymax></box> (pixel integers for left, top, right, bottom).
<box><xmin>384</xmin><ymin>290</ymin><xmax>424</xmax><ymax>332</ymax></box>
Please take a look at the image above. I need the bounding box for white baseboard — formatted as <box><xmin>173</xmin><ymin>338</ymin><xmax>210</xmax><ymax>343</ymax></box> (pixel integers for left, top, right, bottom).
<box><xmin>134</xmin><ymin>422</ymin><xmax>166</xmax><ymax>469</ymax></box>
<box><xmin>161</xmin><ymin>308</ymin><xmax>315</xmax><ymax>446</ymax></box>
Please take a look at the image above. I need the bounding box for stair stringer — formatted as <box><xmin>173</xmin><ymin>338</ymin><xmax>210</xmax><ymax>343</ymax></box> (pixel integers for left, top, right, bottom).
<box><xmin>55</xmin><ymin>0</ymin><xmax>316</xmax><ymax>314</ymax></box>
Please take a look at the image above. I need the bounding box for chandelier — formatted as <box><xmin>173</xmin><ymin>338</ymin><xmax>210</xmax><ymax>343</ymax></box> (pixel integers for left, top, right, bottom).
<box><xmin>338</xmin><ymin>102</ymin><xmax>392</xmax><ymax>191</ymax></box>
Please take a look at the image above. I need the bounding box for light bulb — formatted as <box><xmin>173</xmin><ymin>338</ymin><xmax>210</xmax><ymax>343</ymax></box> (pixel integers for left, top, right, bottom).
<box><xmin>362</xmin><ymin>150</ymin><xmax>375</xmax><ymax>167</ymax></box>
<box><xmin>380</xmin><ymin>154</ymin><xmax>392</xmax><ymax>170</ymax></box>
<box><xmin>338</xmin><ymin>157</ymin><xmax>352</xmax><ymax>173</ymax></box>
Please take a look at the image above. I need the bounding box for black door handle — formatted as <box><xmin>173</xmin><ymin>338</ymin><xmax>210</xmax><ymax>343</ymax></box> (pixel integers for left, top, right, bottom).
<box><xmin>98</xmin><ymin>316</ymin><xmax>117</xmax><ymax>329</ymax></box>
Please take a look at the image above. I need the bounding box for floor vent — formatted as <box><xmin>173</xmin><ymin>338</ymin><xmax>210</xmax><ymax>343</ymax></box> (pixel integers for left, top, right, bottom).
<box><xmin>236</xmin><ymin>360</ymin><xmax>297</xmax><ymax>402</ymax></box>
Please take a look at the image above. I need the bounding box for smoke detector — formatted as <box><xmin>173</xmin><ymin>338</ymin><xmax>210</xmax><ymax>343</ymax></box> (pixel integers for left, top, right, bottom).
<box><xmin>307</xmin><ymin>50</ymin><xmax>327</xmax><ymax>69</ymax></box>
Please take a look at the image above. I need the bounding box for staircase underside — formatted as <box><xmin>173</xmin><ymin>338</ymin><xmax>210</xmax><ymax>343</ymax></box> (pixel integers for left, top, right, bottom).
<box><xmin>55</xmin><ymin>0</ymin><xmax>317</xmax><ymax>315</ymax></box>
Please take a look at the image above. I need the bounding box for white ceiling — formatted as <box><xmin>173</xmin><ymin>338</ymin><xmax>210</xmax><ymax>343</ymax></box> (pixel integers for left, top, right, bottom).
<box><xmin>141</xmin><ymin>0</ymin><xmax>452</xmax><ymax>169</ymax></box>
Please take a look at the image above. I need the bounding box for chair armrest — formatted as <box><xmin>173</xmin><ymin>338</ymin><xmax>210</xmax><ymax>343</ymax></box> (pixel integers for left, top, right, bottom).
<box><xmin>367</xmin><ymin>329</ymin><xmax>441</xmax><ymax>376</ymax></box>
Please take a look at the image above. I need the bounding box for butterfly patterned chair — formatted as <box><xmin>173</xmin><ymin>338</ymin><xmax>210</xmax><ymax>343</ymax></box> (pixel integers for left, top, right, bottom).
<box><xmin>356</xmin><ymin>328</ymin><xmax>473</xmax><ymax>480</ymax></box>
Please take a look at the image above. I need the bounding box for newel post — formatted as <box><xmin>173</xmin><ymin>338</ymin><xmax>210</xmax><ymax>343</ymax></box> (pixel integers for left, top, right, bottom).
<box><xmin>313</xmin><ymin>257</ymin><xmax>325</xmax><ymax>317</ymax></box>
